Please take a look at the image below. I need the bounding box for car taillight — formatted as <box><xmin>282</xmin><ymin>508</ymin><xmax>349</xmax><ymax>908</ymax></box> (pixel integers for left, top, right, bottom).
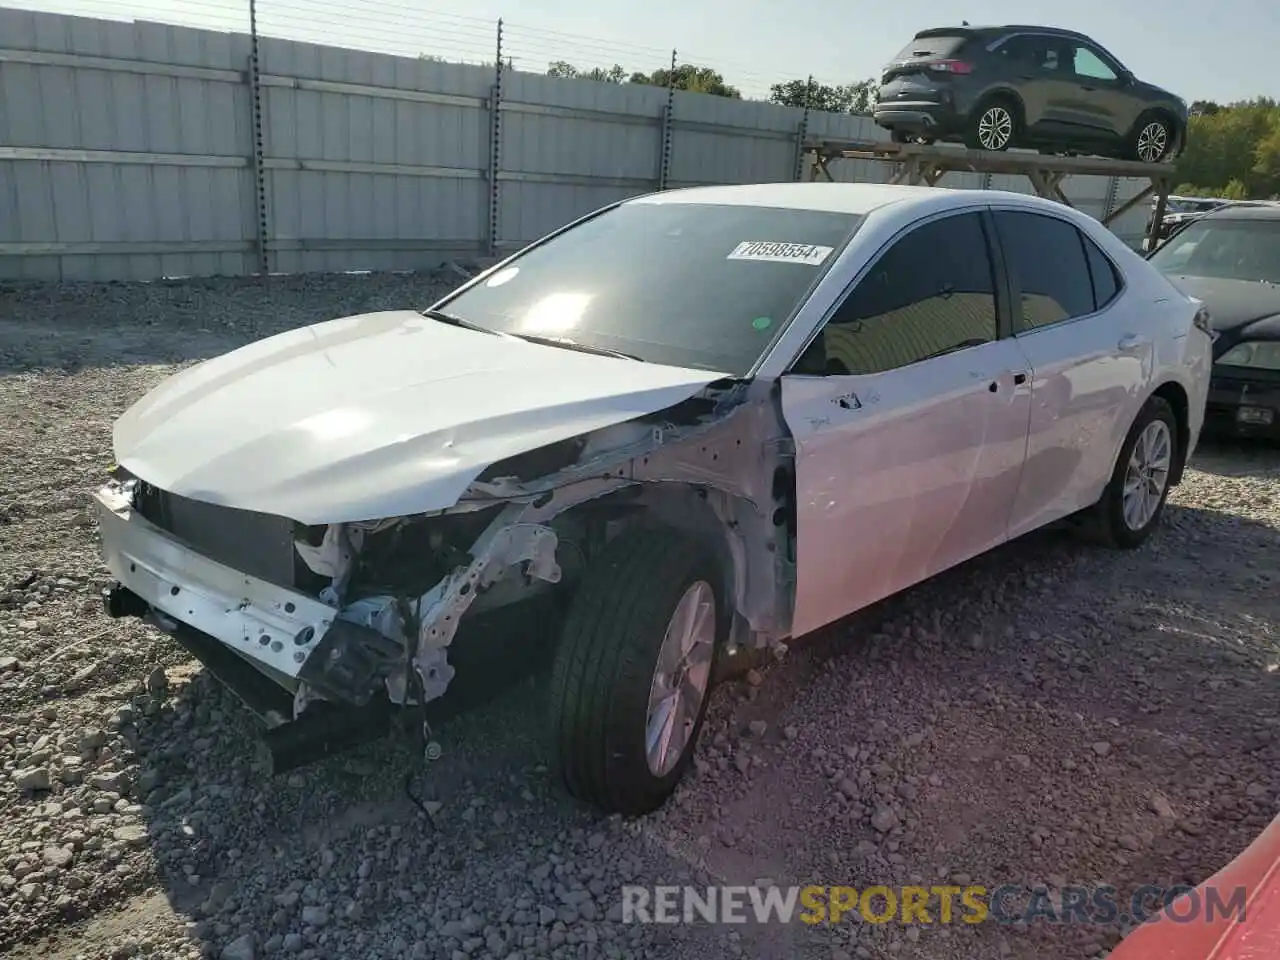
<box><xmin>927</xmin><ymin>59</ymin><xmax>972</xmax><ymax>74</ymax></box>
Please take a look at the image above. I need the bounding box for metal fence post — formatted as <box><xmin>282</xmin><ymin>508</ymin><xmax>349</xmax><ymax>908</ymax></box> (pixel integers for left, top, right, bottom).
<box><xmin>1104</xmin><ymin>175</ymin><xmax>1120</xmax><ymax>220</ymax></box>
<box><xmin>486</xmin><ymin>19</ymin><xmax>504</xmax><ymax>259</ymax></box>
<box><xmin>247</xmin><ymin>0</ymin><xmax>270</xmax><ymax>277</ymax></box>
<box><xmin>657</xmin><ymin>49</ymin><xmax>677</xmax><ymax>190</ymax></box>
<box><xmin>793</xmin><ymin>74</ymin><xmax>813</xmax><ymax>181</ymax></box>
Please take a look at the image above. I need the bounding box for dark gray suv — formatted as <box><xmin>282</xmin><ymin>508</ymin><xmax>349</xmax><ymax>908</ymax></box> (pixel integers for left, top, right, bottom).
<box><xmin>873</xmin><ymin>25</ymin><xmax>1188</xmax><ymax>162</ymax></box>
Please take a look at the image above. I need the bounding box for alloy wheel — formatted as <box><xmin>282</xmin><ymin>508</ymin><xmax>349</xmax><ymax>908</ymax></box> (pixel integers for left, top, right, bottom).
<box><xmin>644</xmin><ymin>580</ymin><xmax>716</xmax><ymax>777</ymax></box>
<box><xmin>977</xmin><ymin>106</ymin><xmax>1014</xmax><ymax>150</ymax></box>
<box><xmin>1121</xmin><ymin>420</ymin><xmax>1172</xmax><ymax>531</ymax></box>
<box><xmin>1136</xmin><ymin>121</ymin><xmax>1169</xmax><ymax>163</ymax></box>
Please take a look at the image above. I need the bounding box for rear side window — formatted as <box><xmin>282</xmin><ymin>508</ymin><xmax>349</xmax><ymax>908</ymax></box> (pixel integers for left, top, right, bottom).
<box><xmin>1082</xmin><ymin>236</ymin><xmax>1121</xmax><ymax>309</ymax></box>
<box><xmin>892</xmin><ymin>34</ymin><xmax>968</xmax><ymax>60</ymax></box>
<box><xmin>994</xmin><ymin>211</ymin><xmax>1096</xmax><ymax>329</ymax></box>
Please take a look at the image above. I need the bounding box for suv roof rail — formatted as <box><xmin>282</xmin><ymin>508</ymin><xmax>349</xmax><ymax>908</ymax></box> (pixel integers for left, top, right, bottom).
<box><xmin>995</xmin><ymin>23</ymin><xmax>1093</xmax><ymax>41</ymax></box>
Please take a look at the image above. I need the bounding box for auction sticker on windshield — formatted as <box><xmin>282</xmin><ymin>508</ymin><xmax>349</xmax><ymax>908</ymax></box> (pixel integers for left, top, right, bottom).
<box><xmin>727</xmin><ymin>241</ymin><xmax>834</xmax><ymax>265</ymax></box>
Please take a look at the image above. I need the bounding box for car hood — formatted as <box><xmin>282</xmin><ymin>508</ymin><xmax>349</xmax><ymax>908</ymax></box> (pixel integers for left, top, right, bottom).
<box><xmin>1163</xmin><ymin>276</ymin><xmax>1280</xmax><ymax>338</ymax></box>
<box><xmin>113</xmin><ymin>310</ymin><xmax>729</xmax><ymax>525</ymax></box>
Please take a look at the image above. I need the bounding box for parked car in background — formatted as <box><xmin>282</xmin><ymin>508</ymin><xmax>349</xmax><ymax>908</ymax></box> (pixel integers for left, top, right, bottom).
<box><xmin>1149</xmin><ymin>204</ymin><xmax>1280</xmax><ymax>439</ymax></box>
<box><xmin>873</xmin><ymin>24</ymin><xmax>1188</xmax><ymax>162</ymax></box>
<box><xmin>1145</xmin><ymin>198</ymin><xmax>1280</xmax><ymax>251</ymax></box>
<box><xmin>98</xmin><ymin>183</ymin><xmax>1211</xmax><ymax>816</ymax></box>
<box><xmin>1144</xmin><ymin>196</ymin><xmax>1231</xmax><ymax>249</ymax></box>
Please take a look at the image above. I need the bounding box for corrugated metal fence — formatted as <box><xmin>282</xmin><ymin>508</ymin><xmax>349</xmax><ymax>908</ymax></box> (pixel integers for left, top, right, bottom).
<box><xmin>0</xmin><ymin>7</ymin><xmax>1155</xmax><ymax>283</ymax></box>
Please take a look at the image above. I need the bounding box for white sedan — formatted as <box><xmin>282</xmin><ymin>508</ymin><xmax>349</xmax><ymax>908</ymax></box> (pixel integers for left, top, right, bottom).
<box><xmin>95</xmin><ymin>182</ymin><xmax>1212</xmax><ymax>815</ymax></box>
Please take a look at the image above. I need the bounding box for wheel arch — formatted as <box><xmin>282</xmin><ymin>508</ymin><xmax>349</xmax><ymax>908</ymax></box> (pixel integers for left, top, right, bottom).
<box><xmin>1150</xmin><ymin>379</ymin><xmax>1190</xmax><ymax>485</ymax></box>
<box><xmin>971</xmin><ymin>87</ymin><xmax>1026</xmax><ymax>125</ymax></box>
<box><xmin>563</xmin><ymin>480</ymin><xmax>782</xmax><ymax>655</ymax></box>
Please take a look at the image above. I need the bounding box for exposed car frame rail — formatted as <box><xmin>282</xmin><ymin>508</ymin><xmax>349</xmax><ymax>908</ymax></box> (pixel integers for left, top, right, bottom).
<box><xmin>803</xmin><ymin>138</ymin><xmax>1176</xmax><ymax>248</ymax></box>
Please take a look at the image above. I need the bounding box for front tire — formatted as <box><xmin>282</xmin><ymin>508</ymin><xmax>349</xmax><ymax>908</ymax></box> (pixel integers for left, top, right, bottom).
<box><xmin>1130</xmin><ymin>114</ymin><xmax>1174</xmax><ymax>163</ymax></box>
<box><xmin>548</xmin><ymin>525</ymin><xmax>722</xmax><ymax>815</ymax></box>
<box><xmin>1084</xmin><ymin>396</ymin><xmax>1178</xmax><ymax>549</ymax></box>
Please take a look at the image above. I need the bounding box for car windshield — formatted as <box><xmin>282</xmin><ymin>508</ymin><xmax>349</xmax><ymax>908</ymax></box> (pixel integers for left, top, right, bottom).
<box><xmin>437</xmin><ymin>201</ymin><xmax>864</xmax><ymax>375</ymax></box>
<box><xmin>1149</xmin><ymin>218</ymin><xmax>1280</xmax><ymax>284</ymax></box>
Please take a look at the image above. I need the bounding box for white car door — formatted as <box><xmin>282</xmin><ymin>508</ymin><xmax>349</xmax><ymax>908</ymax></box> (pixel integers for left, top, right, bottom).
<box><xmin>991</xmin><ymin>208</ymin><xmax>1152</xmax><ymax>538</ymax></box>
<box><xmin>779</xmin><ymin>210</ymin><xmax>1035</xmax><ymax>639</ymax></box>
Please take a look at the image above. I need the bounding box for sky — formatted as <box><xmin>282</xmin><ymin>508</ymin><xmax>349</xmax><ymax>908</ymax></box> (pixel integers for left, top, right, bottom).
<box><xmin>12</xmin><ymin>0</ymin><xmax>1279</xmax><ymax>105</ymax></box>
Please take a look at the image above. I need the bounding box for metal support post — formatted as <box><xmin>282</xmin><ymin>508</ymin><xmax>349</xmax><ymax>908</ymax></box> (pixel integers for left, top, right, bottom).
<box><xmin>486</xmin><ymin>19</ymin><xmax>504</xmax><ymax>258</ymax></box>
<box><xmin>247</xmin><ymin>0</ymin><xmax>270</xmax><ymax>277</ymax></box>
<box><xmin>657</xmin><ymin>49</ymin><xmax>677</xmax><ymax>190</ymax></box>
<box><xmin>793</xmin><ymin>75</ymin><xmax>813</xmax><ymax>182</ymax></box>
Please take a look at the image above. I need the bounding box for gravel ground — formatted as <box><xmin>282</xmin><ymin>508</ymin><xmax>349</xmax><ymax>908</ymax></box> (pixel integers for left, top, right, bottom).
<box><xmin>1</xmin><ymin>273</ymin><xmax>1278</xmax><ymax>960</ymax></box>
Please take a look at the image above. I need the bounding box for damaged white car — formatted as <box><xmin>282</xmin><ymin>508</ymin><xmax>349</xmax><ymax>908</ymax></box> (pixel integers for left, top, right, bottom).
<box><xmin>96</xmin><ymin>182</ymin><xmax>1212</xmax><ymax>815</ymax></box>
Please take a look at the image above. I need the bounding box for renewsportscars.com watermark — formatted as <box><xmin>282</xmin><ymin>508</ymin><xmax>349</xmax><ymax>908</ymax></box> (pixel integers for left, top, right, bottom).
<box><xmin>620</xmin><ymin>884</ymin><xmax>1248</xmax><ymax>926</ymax></box>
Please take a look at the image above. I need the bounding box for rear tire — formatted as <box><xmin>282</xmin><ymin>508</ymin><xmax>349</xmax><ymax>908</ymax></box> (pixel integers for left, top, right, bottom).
<box><xmin>1079</xmin><ymin>396</ymin><xmax>1179</xmax><ymax>549</ymax></box>
<box><xmin>548</xmin><ymin>525</ymin><xmax>722</xmax><ymax>815</ymax></box>
<box><xmin>965</xmin><ymin>97</ymin><xmax>1018</xmax><ymax>151</ymax></box>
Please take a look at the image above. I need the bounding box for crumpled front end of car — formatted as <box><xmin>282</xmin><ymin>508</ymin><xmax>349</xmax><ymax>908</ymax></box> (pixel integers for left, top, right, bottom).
<box><xmin>94</xmin><ymin>374</ymin><xmax>794</xmax><ymax>772</ymax></box>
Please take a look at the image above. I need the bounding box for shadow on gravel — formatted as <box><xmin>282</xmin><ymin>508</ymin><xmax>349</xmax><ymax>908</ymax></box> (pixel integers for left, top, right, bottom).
<box><xmin>0</xmin><ymin>274</ymin><xmax>458</xmax><ymax>374</ymax></box>
<box><xmin>1187</xmin><ymin>434</ymin><xmax>1280</xmax><ymax>477</ymax></box>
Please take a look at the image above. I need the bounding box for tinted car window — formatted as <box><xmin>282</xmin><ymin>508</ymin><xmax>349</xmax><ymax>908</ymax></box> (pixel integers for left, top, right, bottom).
<box><xmin>995</xmin><ymin>211</ymin><xmax>1096</xmax><ymax>329</ymax></box>
<box><xmin>1082</xmin><ymin>236</ymin><xmax>1121</xmax><ymax>309</ymax></box>
<box><xmin>440</xmin><ymin>201</ymin><xmax>863</xmax><ymax>376</ymax></box>
<box><xmin>1148</xmin><ymin>218</ymin><xmax>1280</xmax><ymax>284</ymax></box>
<box><xmin>795</xmin><ymin>212</ymin><xmax>997</xmax><ymax>376</ymax></box>
<box><xmin>1073</xmin><ymin>46</ymin><xmax>1117</xmax><ymax>80</ymax></box>
<box><xmin>891</xmin><ymin>34</ymin><xmax>968</xmax><ymax>60</ymax></box>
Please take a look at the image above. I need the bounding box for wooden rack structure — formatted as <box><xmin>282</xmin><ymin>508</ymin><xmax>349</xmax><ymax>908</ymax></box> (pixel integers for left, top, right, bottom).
<box><xmin>803</xmin><ymin>138</ymin><xmax>1178</xmax><ymax>248</ymax></box>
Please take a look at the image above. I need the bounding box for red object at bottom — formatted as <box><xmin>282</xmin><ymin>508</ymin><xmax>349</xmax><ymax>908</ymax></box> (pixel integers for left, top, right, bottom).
<box><xmin>1109</xmin><ymin>812</ymin><xmax>1280</xmax><ymax>960</ymax></box>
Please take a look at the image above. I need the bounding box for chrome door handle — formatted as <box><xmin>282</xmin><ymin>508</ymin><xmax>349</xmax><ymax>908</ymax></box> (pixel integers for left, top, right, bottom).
<box><xmin>1117</xmin><ymin>334</ymin><xmax>1144</xmax><ymax>351</ymax></box>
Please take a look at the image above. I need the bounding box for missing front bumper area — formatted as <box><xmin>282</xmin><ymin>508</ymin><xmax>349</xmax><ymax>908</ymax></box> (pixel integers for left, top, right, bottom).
<box><xmin>102</xmin><ymin>582</ymin><xmax>395</xmax><ymax>773</ymax></box>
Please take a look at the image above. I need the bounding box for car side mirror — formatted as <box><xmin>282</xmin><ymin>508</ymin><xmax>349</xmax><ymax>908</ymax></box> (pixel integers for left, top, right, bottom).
<box><xmin>1117</xmin><ymin>70</ymin><xmax>1134</xmax><ymax>85</ymax></box>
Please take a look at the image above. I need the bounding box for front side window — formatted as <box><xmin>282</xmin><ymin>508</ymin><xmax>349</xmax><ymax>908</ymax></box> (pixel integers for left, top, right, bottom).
<box><xmin>1073</xmin><ymin>45</ymin><xmax>1118</xmax><ymax>81</ymax></box>
<box><xmin>1148</xmin><ymin>218</ymin><xmax>1280</xmax><ymax>285</ymax></box>
<box><xmin>438</xmin><ymin>201</ymin><xmax>864</xmax><ymax>376</ymax></box>
<box><xmin>793</xmin><ymin>212</ymin><xmax>998</xmax><ymax>376</ymax></box>
<box><xmin>995</xmin><ymin>211</ymin><xmax>1096</xmax><ymax>329</ymax></box>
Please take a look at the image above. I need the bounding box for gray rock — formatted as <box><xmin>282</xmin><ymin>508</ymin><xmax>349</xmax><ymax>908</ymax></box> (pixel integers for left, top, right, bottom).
<box><xmin>112</xmin><ymin>824</ymin><xmax>148</xmax><ymax>846</ymax></box>
<box><xmin>871</xmin><ymin>807</ymin><xmax>899</xmax><ymax>832</ymax></box>
<box><xmin>42</xmin><ymin>845</ymin><xmax>74</xmax><ymax>869</ymax></box>
<box><xmin>220</xmin><ymin>933</ymin><xmax>255</xmax><ymax>960</ymax></box>
<box><xmin>301</xmin><ymin>905</ymin><xmax>329</xmax><ymax>927</ymax></box>
<box><xmin>13</xmin><ymin>766</ymin><xmax>51</xmax><ymax>791</ymax></box>
<box><xmin>91</xmin><ymin>770</ymin><xmax>130</xmax><ymax>792</ymax></box>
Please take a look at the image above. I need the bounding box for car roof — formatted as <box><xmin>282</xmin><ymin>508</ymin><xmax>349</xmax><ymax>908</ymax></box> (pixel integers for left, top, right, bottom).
<box><xmin>915</xmin><ymin>24</ymin><xmax>1092</xmax><ymax>41</ymax></box>
<box><xmin>1196</xmin><ymin>203</ymin><xmax>1280</xmax><ymax>221</ymax></box>
<box><xmin>628</xmin><ymin>182</ymin><xmax>988</xmax><ymax>216</ymax></box>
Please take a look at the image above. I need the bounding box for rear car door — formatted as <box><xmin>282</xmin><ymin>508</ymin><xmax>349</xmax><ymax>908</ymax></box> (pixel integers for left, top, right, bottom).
<box><xmin>989</xmin><ymin>33</ymin><xmax>1076</xmax><ymax>131</ymax></box>
<box><xmin>994</xmin><ymin>208</ymin><xmax>1149</xmax><ymax>538</ymax></box>
<box><xmin>780</xmin><ymin>210</ymin><xmax>1034</xmax><ymax>638</ymax></box>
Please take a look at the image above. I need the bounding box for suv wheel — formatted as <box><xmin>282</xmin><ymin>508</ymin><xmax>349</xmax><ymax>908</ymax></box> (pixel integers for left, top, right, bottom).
<box><xmin>547</xmin><ymin>525</ymin><xmax>722</xmax><ymax>815</ymax></box>
<box><xmin>1131</xmin><ymin>115</ymin><xmax>1173</xmax><ymax>163</ymax></box>
<box><xmin>965</xmin><ymin>99</ymin><xmax>1017</xmax><ymax>151</ymax></box>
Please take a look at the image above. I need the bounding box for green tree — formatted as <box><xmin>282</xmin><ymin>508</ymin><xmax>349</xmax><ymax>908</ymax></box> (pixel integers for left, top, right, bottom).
<box><xmin>546</xmin><ymin>60</ymin><xmax>626</xmax><ymax>83</ymax></box>
<box><xmin>768</xmin><ymin>78</ymin><xmax>878</xmax><ymax>114</ymax></box>
<box><xmin>1176</xmin><ymin>97</ymin><xmax>1280</xmax><ymax>199</ymax></box>
<box><xmin>628</xmin><ymin>63</ymin><xmax>741</xmax><ymax>98</ymax></box>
